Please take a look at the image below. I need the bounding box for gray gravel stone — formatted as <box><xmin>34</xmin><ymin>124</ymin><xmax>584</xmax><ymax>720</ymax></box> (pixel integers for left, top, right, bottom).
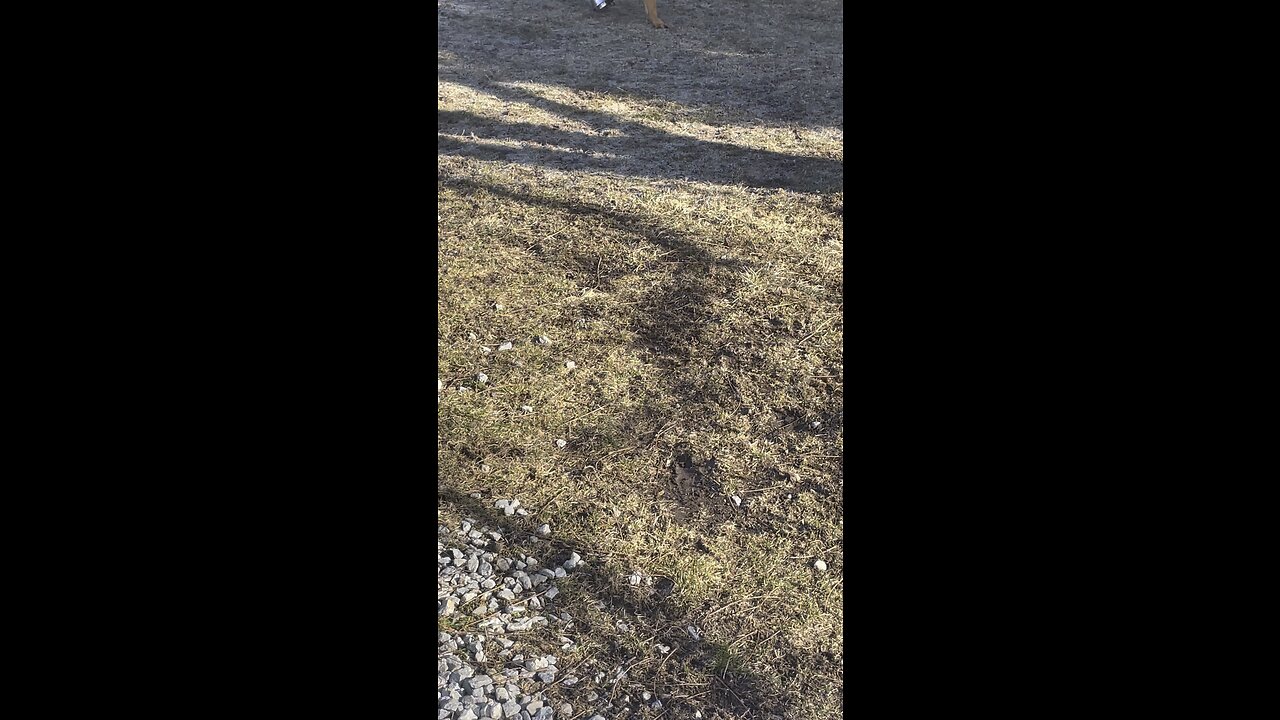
<box><xmin>439</xmin><ymin>518</ymin><xmax>586</xmax><ymax>720</ymax></box>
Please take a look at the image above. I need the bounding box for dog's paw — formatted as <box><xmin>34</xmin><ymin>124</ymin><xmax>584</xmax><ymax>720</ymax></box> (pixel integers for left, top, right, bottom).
<box><xmin>650</xmin><ymin>18</ymin><xmax>669</xmax><ymax>29</ymax></box>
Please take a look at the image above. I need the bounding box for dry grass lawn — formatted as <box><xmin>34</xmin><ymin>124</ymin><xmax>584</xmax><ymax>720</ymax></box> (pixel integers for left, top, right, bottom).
<box><xmin>439</xmin><ymin>2</ymin><xmax>843</xmax><ymax>717</ymax></box>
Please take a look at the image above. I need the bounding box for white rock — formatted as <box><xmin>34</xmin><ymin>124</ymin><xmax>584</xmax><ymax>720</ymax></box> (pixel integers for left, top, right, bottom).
<box><xmin>536</xmin><ymin>524</ymin><xmax>551</xmax><ymax>536</ymax></box>
<box><xmin>811</xmin><ymin>420</ymin><xmax>822</xmax><ymax>429</ymax></box>
<box><xmin>814</xmin><ymin>559</ymin><xmax>828</xmax><ymax>571</ymax></box>
<box><xmin>439</xmin><ymin>379</ymin><xmax>444</xmax><ymax>392</ymax></box>
<box><xmin>481</xmin><ymin>346</ymin><xmax>492</xmax><ymax>354</ymax></box>
<box><xmin>494</xmin><ymin>303</ymin><xmax>504</xmax><ymax>310</ymax></box>
<box><xmin>555</xmin><ymin>439</ymin><xmax>567</xmax><ymax>448</ymax></box>
<box><xmin>564</xmin><ymin>361</ymin><xmax>576</xmax><ymax>370</ymax></box>
<box><xmin>731</xmin><ymin>495</ymin><xmax>742</xmax><ymax>507</ymax></box>
<box><xmin>467</xmin><ymin>332</ymin><xmax>478</xmax><ymax>340</ymax></box>
<box><xmin>521</xmin><ymin>405</ymin><xmax>533</xmax><ymax>412</ymax></box>
<box><xmin>536</xmin><ymin>335</ymin><xmax>551</xmax><ymax>345</ymax></box>
<box><xmin>498</xmin><ymin>342</ymin><xmax>513</xmax><ymax>351</ymax></box>
<box><xmin>477</xmin><ymin>372</ymin><xmax>488</xmax><ymax>383</ymax></box>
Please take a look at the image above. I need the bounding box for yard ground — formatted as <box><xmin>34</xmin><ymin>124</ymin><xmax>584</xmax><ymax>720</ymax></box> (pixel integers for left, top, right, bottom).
<box><xmin>438</xmin><ymin>1</ymin><xmax>843</xmax><ymax>717</ymax></box>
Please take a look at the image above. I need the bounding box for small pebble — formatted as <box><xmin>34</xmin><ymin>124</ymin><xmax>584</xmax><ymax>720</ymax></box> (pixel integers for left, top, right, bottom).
<box><xmin>555</xmin><ymin>439</ymin><xmax>567</xmax><ymax>448</ymax></box>
<box><xmin>811</xmin><ymin>420</ymin><xmax>822</xmax><ymax>429</ymax></box>
<box><xmin>535</xmin><ymin>335</ymin><xmax>551</xmax><ymax>345</ymax></box>
<box><xmin>521</xmin><ymin>405</ymin><xmax>533</xmax><ymax>412</ymax></box>
<box><xmin>481</xmin><ymin>346</ymin><xmax>492</xmax><ymax>354</ymax></box>
<box><xmin>476</xmin><ymin>372</ymin><xmax>488</xmax><ymax>383</ymax></box>
<box><xmin>467</xmin><ymin>332</ymin><xmax>478</xmax><ymax>340</ymax></box>
<box><xmin>564</xmin><ymin>361</ymin><xmax>576</xmax><ymax>370</ymax></box>
<box><xmin>731</xmin><ymin>495</ymin><xmax>742</xmax><ymax>507</ymax></box>
<box><xmin>814</xmin><ymin>559</ymin><xmax>828</xmax><ymax>571</ymax></box>
<box><xmin>494</xmin><ymin>303</ymin><xmax>504</xmax><ymax>310</ymax></box>
<box><xmin>536</xmin><ymin>524</ymin><xmax>551</xmax><ymax>536</ymax></box>
<box><xmin>498</xmin><ymin>342</ymin><xmax>513</xmax><ymax>351</ymax></box>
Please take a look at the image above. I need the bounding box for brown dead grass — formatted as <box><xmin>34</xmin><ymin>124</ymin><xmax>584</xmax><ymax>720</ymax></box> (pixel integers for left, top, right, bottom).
<box><xmin>439</xmin><ymin>2</ymin><xmax>842</xmax><ymax>718</ymax></box>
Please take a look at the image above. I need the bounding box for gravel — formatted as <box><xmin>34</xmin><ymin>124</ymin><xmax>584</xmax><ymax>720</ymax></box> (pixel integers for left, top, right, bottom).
<box><xmin>440</xmin><ymin>514</ymin><xmax>698</xmax><ymax>719</ymax></box>
<box><xmin>814</xmin><ymin>559</ymin><xmax>828</xmax><ymax>571</ymax></box>
<box><xmin>440</xmin><ymin>518</ymin><xmax>616</xmax><ymax>719</ymax></box>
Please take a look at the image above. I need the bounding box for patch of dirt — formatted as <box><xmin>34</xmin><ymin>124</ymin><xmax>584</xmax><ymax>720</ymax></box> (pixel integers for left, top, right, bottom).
<box><xmin>663</xmin><ymin>444</ymin><xmax>733</xmax><ymax>527</ymax></box>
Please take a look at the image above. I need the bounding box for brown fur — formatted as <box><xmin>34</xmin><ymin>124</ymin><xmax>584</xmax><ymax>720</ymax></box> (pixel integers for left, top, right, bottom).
<box><xmin>643</xmin><ymin>0</ymin><xmax>667</xmax><ymax>28</ymax></box>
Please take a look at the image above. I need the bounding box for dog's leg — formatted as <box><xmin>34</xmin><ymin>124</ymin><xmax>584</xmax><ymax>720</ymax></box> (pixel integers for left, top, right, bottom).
<box><xmin>643</xmin><ymin>0</ymin><xmax>668</xmax><ymax>28</ymax></box>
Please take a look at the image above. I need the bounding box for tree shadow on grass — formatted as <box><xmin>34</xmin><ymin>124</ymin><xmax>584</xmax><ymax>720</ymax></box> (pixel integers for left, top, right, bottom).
<box><xmin>438</xmin><ymin>84</ymin><xmax>842</xmax><ymax>194</ymax></box>
<box><xmin>438</xmin><ymin>0</ymin><xmax>844</xmax><ymax>132</ymax></box>
<box><xmin>438</xmin><ymin>174</ymin><xmax>747</xmax><ymax>400</ymax></box>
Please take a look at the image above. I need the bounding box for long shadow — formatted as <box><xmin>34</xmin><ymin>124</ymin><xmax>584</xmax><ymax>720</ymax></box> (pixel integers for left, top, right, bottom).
<box><xmin>438</xmin><ymin>98</ymin><xmax>842</xmax><ymax>193</ymax></box>
<box><xmin>439</xmin><ymin>484</ymin><xmax>789</xmax><ymax>718</ymax></box>
<box><xmin>438</xmin><ymin>174</ymin><xmax>745</xmax><ymax>378</ymax></box>
<box><xmin>438</xmin><ymin>0</ymin><xmax>844</xmax><ymax>131</ymax></box>
<box><xmin>438</xmin><ymin>0</ymin><xmax>844</xmax><ymax>194</ymax></box>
